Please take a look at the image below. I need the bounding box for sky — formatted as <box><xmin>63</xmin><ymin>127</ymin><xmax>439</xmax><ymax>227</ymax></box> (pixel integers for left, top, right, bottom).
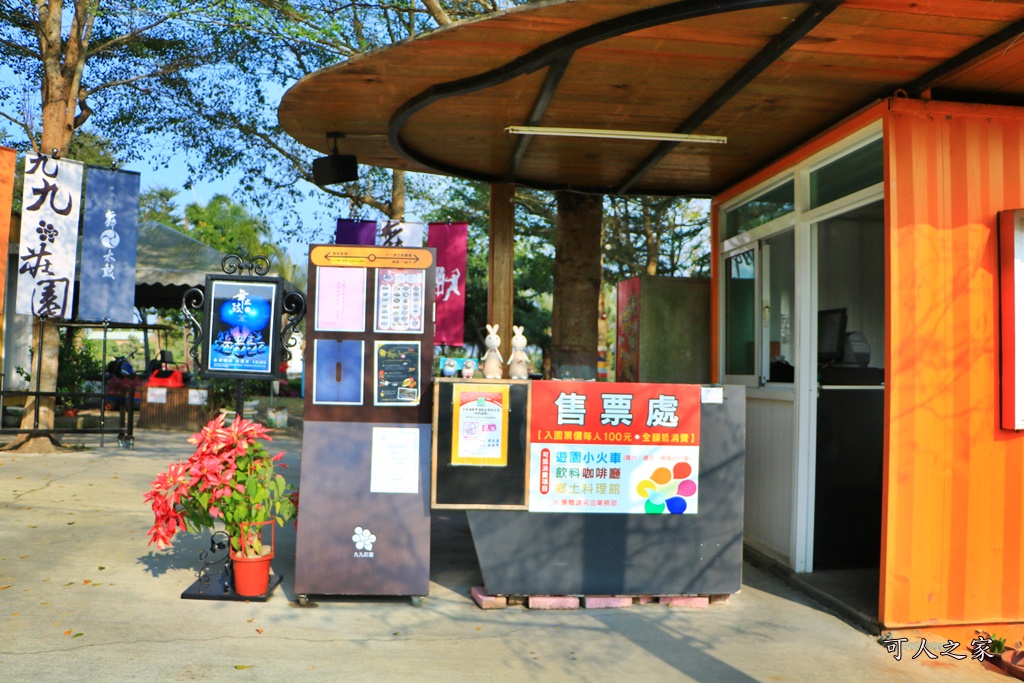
<box><xmin>138</xmin><ymin>142</ymin><xmax>440</xmax><ymax>271</ymax></box>
<box><xmin>138</xmin><ymin>147</ymin><xmax>331</xmax><ymax>269</ymax></box>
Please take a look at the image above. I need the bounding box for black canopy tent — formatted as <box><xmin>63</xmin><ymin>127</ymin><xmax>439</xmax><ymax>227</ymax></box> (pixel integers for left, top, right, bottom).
<box><xmin>96</xmin><ymin>220</ymin><xmax>299</xmax><ymax>311</ymax></box>
<box><xmin>133</xmin><ymin>220</ymin><xmax>235</xmax><ymax>310</ymax></box>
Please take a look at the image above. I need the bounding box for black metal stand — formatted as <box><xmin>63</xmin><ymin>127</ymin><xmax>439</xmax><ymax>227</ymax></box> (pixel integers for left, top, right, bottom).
<box><xmin>181</xmin><ymin>573</ymin><xmax>283</xmax><ymax>602</ymax></box>
<box><xmin>179</xmin><ymin>530</ymin><xmax>283</xmax><ymax>601</ymax></box>
<box><xmin>181</xmin><ymin>254</ymin><xmax>305</xmax><ymax>419</ymax></box>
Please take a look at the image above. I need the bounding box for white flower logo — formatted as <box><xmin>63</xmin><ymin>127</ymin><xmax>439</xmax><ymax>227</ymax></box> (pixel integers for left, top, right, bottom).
<box><xmin>352</xmin><ymin>527</ymin><xmax>376</xmax><ymax>551</ymax></box>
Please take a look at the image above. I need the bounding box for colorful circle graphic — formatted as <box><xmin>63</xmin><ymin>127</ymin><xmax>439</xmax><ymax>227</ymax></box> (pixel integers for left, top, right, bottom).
<box><xmin>636</xmin><ymin>462</ymin><xmax>697</xmax><ymax>514</ymax></box>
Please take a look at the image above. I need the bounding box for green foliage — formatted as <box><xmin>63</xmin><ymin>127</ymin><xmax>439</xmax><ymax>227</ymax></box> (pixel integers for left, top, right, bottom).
<box><xmin>58</xmin><ymin>330</ymin><xmax>105</xmax><ymax>407</ymax></box>
<box><xmin>0</xmin><ymin>1</ymin><xmax>536</xmax><ymax>243</ymax></box>
<box><xmin>139</xmin><ymin>186</ymin><xmax>184</xmax><ymax>230</ymax></box>
<box><xmin>176</xmin><ymin>193</ymin><xmax>306</xmax><ymax>290</ymax></box>
<box><xmin>603</xmin><ymin>196</ymin><xmax>712</xmax><ymax>282</ymax></box>
<box><xmin>424</xmin><ymin>180</ymin><xmax>554</xmax><ymax>351</ymax></box>
<box><xmin>202</xmin><ymin>378</ymin><xmax>266</xmax><ymax>413</ymax></box>
<box><xmin>183</xmin><ymin>194</ymin><xmax>271</xmax><ymax>259</ymax></box>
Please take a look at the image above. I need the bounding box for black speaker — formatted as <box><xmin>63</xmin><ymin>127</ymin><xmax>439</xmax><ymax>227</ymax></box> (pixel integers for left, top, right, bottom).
<box><xmin>312</xmin><ymin>154</ymin><xmax>358</xmax><ymax>185</ymax></box>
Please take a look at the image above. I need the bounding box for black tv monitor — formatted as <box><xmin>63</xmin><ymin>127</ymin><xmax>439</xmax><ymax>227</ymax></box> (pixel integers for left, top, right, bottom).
<box><xmin>818</xmin><ymin>308</ymin><xmax>847</xmax><ymax>363</ymax></box>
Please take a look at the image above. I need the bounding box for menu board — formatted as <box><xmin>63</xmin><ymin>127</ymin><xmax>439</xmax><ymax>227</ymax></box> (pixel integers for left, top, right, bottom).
<box><xmin>374</xmin><ymin>341</ymin><xmax>421</xmax><ymax>406</ymax></box>
<box><xmin>374</xmin><ymin>268</ymin><xmax>425</xmax><ymax>334</ymax></box>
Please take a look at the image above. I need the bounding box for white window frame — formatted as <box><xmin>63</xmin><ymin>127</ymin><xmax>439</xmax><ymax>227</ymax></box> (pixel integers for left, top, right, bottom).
<box><xmin>718</xmin><ymin>120</ymin><xmax>884</xmax><ymax>573</ymax></box>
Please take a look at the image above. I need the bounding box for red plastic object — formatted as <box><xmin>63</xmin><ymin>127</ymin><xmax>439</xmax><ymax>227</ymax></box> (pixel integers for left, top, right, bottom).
<box><xmin>147</xmin><ymin>370</ymin><xmax>184</xmax><ymax>388</ymax></box>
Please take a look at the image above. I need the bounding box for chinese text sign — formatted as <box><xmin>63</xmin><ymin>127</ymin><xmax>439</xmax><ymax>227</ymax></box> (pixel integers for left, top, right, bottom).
<box><xmin>451</xmin><ymin>384</ymin><xmax>509</xmax><ymax>466</ymax></box>
<box><xmin>17</xmin><ymin>154</ymin><xmax>84</xmax><ymax>318</ymax></box>
<box><xmin>528</xmin><ymin>381</ymin><xmax>700</xmax><ymax>514</ymax></box>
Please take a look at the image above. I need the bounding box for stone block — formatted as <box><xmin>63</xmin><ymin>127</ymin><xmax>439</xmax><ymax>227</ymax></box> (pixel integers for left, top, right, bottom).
<box><xmin>471</xmin><ymin>586</ymin><xmax>507</xmax><ymax>609</ymax></box>
<box><xmin>659</xmin><ymin>595</ymin><xmax>709</xmax><ymax>609</ymax></box>
<box><xmin>527</xmin><ymin>595</ymin><xmax>580</xmax><ymax>610</ymax></box>
<box><xmin>583</xmin><ymin>596</ymin><xmax>633</xmax><ymax>609</ymax></box>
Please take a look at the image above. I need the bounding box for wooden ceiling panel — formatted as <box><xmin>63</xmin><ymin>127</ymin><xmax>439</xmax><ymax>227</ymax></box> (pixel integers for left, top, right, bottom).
<box><xmin>937</xmin><ymin>41</ymin><xmax>1024</xmax><ymax>95</ymax></box>
<box><xmin>846</xmin><ymin>0</ymin><xmax>1024</xmax><ymax>23</ymax></box>
<box><xmin>279</xmin><ymin>0</ymin><xmax>1024</xmax><ymax>196</ymax></box>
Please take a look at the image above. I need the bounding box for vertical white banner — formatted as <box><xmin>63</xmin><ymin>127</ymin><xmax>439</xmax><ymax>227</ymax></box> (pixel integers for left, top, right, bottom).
<box><xmin>378</xmin><ymin>220</ymin><xmax>424</xmax><ymax>247</ymax></box>
<box><xmin>16</xmin><ymin>154</ymin><xmax>84</xmax><ymax>318</ymax></box>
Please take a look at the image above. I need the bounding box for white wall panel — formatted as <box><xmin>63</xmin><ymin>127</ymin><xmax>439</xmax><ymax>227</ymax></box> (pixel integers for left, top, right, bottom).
<box><xmin>743</xmin><ymin>394</ymin><xmax>795</xmax><ymax>564</ymax></box>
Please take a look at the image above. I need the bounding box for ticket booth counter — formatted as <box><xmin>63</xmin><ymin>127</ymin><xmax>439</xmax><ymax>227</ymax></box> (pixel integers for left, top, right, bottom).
<box><xmin>433</xmin><ymin>379</ymin><xmax>744</xmax><ymax>597</ymax></box>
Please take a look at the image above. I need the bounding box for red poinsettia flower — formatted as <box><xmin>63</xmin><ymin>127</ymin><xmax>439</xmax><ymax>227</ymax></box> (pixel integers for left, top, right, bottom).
<box><xmin>144</xmin><ymin>414</ymin><xmax>298</xmax><ymax>555</ymax></box>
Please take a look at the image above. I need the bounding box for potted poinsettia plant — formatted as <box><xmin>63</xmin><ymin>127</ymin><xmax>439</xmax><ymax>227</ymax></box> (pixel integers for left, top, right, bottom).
<box><xmin>144</xmin><ymin>413</ymin><xmax>298</xmax><ymax>596</ymax></box>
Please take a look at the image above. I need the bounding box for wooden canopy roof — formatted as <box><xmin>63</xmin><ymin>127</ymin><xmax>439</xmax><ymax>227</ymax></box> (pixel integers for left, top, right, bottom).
<box><xmin>279</xmin><ymin>0</ymin><xmax>1024</xmax><ymax>197</ymax></box>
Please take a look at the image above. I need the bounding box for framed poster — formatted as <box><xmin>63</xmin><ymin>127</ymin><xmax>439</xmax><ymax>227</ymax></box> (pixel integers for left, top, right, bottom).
<box><xmin>313</xmin><ymin>339</ymin><xmax>364</xmax><ymax>405</ymax></box>
<box><xmin>315</xmin><ymin>266</ymin><xmax>366</xmax><ymax>332</ymax></box>
<box><xmin>431</xmin><ymin>379</ymin><xmax>529</xmax><ymax>510</ymax></box>
<box><xmin>451</xmin><ymin>384</ymin><xmax>509</xmax><ymax>467</ymax></box>
<box><xmin>373</xmin><ymin>341</ymin><xmax>420</xmax><ymax>406</ymax></box>
<box><xmin>374</xmin><ymin>268</ymin><xmax>425</xmax><ymax>334</ymax></box>
<box><xmin>202</xmin><ymin>275</ymin><xmax>282</xmax><ymax>380</ymax></box>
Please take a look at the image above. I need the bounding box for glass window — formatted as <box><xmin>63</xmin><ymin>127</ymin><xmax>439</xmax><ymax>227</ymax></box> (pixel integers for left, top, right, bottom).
<box><xmin>725</xmin><ymin>181</ymin><xmax>794</xmax><ymax>238</ymax></box>
<box><xmin>766</xmin><ymin>232</ymin><xmax>796</xmax><ymax>383</ymax></box>
<box><xmin>810</xmin><ymin>138</ymin><xmax>883</xmax><ymax>209</ymax></box>
<box><xmin>816</xmin><ymin>201</ymin><xmax>885</xmax><ymax>370</ymax></box>
<box><xmin>725</xmin><ymin>249</ymin><xmax>756</xmax><ymax>375</ymax></box>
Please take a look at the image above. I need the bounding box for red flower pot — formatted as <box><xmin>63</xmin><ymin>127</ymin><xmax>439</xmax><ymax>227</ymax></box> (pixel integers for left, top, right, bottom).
<box><xmin>230</xmin><ymin>549</ymin><xmax>274</xmax><ymax>597</ymax></box>
<box><xmin>230</xmin><ymin>521</ymin><xmax>275</xmax><ymax>596</ymax></box>
<box><xmin>1003</xmin><ymin>649</ymin><xmax>1024</xmax><ymax>680</ymax></box>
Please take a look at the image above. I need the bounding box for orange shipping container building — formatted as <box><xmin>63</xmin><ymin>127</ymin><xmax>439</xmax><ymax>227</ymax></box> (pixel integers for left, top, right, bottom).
<box><xmin>713</xmin><ymin>97</ymin><xmax>1024</xmax><ymax>634</ymax></box>
<box><xmin>887</xmin><ymin>99</ymin><xmax>1024</xmax><ymax>629</ymax></box>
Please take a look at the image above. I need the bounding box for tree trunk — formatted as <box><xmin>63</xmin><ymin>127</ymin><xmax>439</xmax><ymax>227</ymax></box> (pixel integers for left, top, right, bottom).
<box><xmin>643</xmin><ymin>199</ymin><xmax>659</xmax><ymax>275</ymax></box>
<box><xmin>8</xmin><ymin>63</ymin><xmax>77</xmax><ymax>451</ymax></box>
<box><xmin>390</xmin><ymin>169</ymin><xmax>406</xmax><ymax>220</ymax></box>
<box><xmin>550</xmin><ymin>191</ymin><xmax>602</xmax><ymax>380</ymax></box>
<box><xmin>8</xmin><ymin>320</ymin><xmax>63</xmax><ymax>451</ymax></box>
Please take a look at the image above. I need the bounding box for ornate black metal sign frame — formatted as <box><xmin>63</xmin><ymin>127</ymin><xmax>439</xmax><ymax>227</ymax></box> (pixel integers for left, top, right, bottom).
<box><xmin>182</xmin><ymin>255</ymin><xmax>306</xmax><ymax>383</ymax></box>
<box><xmin>199</xmin><ymin>274</ymin><xmax>283</xmax><ymax>381</ymax></box>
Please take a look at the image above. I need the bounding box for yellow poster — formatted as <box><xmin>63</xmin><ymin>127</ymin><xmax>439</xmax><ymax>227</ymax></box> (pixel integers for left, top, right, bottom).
<box><xmin>451</xmin><ymin>384</ymin><xmax>510</xmax><ymax>467</ymax></box>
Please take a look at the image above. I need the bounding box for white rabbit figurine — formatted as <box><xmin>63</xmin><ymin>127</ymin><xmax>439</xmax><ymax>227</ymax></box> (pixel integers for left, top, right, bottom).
<box><xmin>508</xmin><ymin>325</ymin><xmax>530</xmax><ymax>380</ymax></box>
<box><xmin>460</xmin><ymin>358</ymin><xmax>477</xmax><ymax>379</ymax></box>
<box><xmin>481</xmin><ymin>324</ymin><xmax>504</xmax><ymax>379</ymax></box>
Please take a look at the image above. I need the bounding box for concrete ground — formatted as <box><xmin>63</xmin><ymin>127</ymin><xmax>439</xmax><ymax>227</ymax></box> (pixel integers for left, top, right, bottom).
<box><xmin>0</xmin><ymin>428</ymin><xmax>1002</xmax><ymax>682</ymax></box>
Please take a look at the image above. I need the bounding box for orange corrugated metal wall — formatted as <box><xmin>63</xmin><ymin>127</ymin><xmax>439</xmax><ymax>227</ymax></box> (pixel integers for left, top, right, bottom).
<box><xmin>884</xmin><ymin>99</ymin><xmax>1024</xmax><ymax>628</ymax></box>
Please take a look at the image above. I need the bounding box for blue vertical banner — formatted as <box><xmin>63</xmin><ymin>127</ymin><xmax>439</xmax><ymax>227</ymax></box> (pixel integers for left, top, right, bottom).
<box><xmin>79</xmin><ymin>167</ymin><xmax>139</xmax><ymax>322</ymax></box>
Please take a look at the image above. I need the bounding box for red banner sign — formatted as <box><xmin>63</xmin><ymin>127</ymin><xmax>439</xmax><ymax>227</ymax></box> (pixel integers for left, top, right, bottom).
<box><xmin>528</xmin><ymin>381</ymin><xmax>702</xmax><ymax>514</ymax></box>
<box><xmin>531</xmin><ymin>381</ymin><xmax>700</xmax><ymax>445</ymax></box>
<box><xmin>427</xmin><ymin>222</ymin><xmax>468</xmax><ymax>346</ymax></box>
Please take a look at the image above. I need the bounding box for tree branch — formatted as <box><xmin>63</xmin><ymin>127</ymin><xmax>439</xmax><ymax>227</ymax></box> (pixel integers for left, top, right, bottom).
<box><xmin>82</xmin><ymin>59</ymin><xmax>204</xmax><ymax>97</ymax></box>
<box><xmin>85</xmin><ymin>14</ymin><xmax>179</xmax><ymax>59</ymax></box>
<box><xmin>0</xmin><ymin>36</ymin><xmax>42</xmax><ymax>61</ymax></box>
<box><xmin>421</xmin><ymin>0</ymin><xmax>452</xmax><ymax>25</ymax></box>
<box><xmin>0</xmin><ymin>108</ymin><xmax>36</xmax><ymax>147</ymax></box>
